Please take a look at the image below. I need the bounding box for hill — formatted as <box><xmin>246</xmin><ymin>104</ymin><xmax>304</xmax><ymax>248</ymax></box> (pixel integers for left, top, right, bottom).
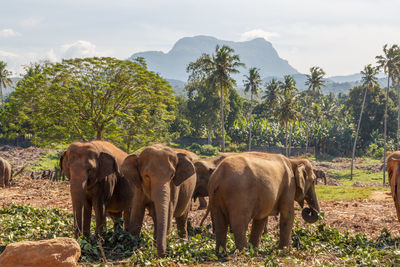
<box><xmin>128</xmin><ymin>35</ymin><xmax>299</xmax><ymax>82</ymax></box>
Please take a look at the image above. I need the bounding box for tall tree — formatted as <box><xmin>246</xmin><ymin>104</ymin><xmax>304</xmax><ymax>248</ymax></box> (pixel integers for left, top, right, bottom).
<box><xmin>376</xmin><ymin>44</ymin><xmax>400</xmax><ymax>184</ymax></box>
<box><xmin>305</xmin><ymin>66</ymin><xmax>326</xmax><ymax>98</ymax></box>
<box><xmin>262</xmin><ymin>78</ymin><xmax>281</xmax><ymax>118</ymax></box>
<box><xmin>187</xmin><ymin>45</ymin><xmax>244</xmax><ymax>151</ymax></box>
<box><xmin>243</xmin><ymin>67</ymin><xmax>262</xmax><ymax>150</ymax></box>
<box><xmin>350</xmin><ymin>64</ymin><xmax>378</xmax><ymax>180</ymax></box>
<box><xmin>276</xmin><ymin>75</ymin><xmax>299</xmax><ymax>156</ymax></box>
<box><xmin>0</xmin><ymin>61</ymin><xmax>12</xmax><ymax>105</ymax></box>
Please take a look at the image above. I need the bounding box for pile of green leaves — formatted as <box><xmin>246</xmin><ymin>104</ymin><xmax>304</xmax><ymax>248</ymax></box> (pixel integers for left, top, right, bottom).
<box><xmin>0</xmin><ymin>204</ymin><xmax>73</xmax><ymax>253</ymax></box>
<box><xmin>2</xmin><ymin>205</ymin><xmax>400</xmax><ymax>265</ymax></box>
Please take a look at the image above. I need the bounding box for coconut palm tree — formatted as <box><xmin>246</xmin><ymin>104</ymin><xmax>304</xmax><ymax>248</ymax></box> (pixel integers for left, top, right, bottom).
<box><xmin>262</xmin><ymin>78</ymin><xmax>281</xmax><ymax>118</ymax></box>
<box><xmin>276</xmin><ymin>75</ymin><xmax>299</xmax><ymax>156</ymax></box>
<box><xmin>376</xmin><ymin>44</ymin><xmax>400</xmax><ymax>184</ymax></box>
<box><xmin>350</xmin><ymin>64</ymin><xmax>379</xmax><ymax>180</ymax></box>
<box><xmin>305</xmin><ymin>66</ymin><xmax>326</xmax><ymax>98</ymax></box>
<box><xmin>243</xmin><ymin>67</ymin><xmax>262</xmax><ymax>150</ymax></box>
<box><xmin>0</xmin><ymin>61</ymin><xmax>12</xmax><ymax>105</ymax></box>
<box><xmin>199</xmin><ymin>45</ymin><xmax>245</xmax><ymax>152</ymax></box>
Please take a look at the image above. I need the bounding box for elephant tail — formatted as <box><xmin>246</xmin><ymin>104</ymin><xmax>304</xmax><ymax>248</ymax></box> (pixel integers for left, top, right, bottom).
<box><xmin>199</xmin><ymin>203</ymin><xmax>211</xmax><ymax>227</ymax></box>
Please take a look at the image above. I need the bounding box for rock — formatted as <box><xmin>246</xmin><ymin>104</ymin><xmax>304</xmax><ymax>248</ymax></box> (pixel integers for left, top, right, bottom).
<box><xmin>0</xmin><ymin>237</ymin><xmax>80</xmax><ymax>267</ymax></box>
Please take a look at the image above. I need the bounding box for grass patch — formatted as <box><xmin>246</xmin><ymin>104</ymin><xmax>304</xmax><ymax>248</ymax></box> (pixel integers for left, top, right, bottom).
<box><xmin>29</xmin><ymin>151</ymin><xmax>62</xmax><ymax>171</ymax></box>
<box><xmin>328</xmin><ymin>168</ymin><xmax>382</xmax><ymax>185</ymax></box>
<box><xmin>316</xmin><ymin>185</ymin><xmax>388</xmax><ymax>201</ymax></box>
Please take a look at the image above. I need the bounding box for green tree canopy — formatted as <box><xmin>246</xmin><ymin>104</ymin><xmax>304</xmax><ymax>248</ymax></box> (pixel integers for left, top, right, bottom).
<box><xmin>2</xmin><ymin>57</ymin><xmax>176</xmax><ymax>151</ymax></box>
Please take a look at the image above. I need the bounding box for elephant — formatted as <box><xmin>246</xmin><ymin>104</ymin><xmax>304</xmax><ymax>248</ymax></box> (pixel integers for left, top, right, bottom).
<box><xmin>193</xmin><ymin>153</ymin><xmax>237</xmax><ymax>210</ymax></box>
<box><xmin>313</xmin><ymin>169</ymin><xmax>327</xmax><ymax>185</ymax></box>
<box><xmin>387</xmin><ymin>151</ymin><xmax>400</xmax><ymax>221</ymax></box>
<box><xmin>208</xmin><ymin>153</ymin><xmax>320</xmax><ymax>253</ymax></box>
<box><xmin>121</xmin><ymin>144</ymin><xmax>197</xmax><ymax>257</ymax></box>
<box><xmin>0</xmin><ymin>156</ymin><xmax>11</xmax><ymax>187</ymax></box>
<box><xmin>60</xmin><ymin>140</ymin><xmax>134</xmax><ymax>238</ymax></box>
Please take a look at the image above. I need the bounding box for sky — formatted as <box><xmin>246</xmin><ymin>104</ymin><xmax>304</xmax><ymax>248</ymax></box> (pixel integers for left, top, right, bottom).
<box><xmin>1</xmin><ymin>0</ymin><xmax>400</xmax><ymax>77</ymax></box>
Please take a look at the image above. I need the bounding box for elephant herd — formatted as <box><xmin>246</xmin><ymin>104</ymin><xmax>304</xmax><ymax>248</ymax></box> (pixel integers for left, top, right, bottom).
<box><xmin>59</xmin><ymin>141</ymin><xmax>320</xmax><ymax>257</ymax></box>
<box><xmin>2</xmin><ymin>141</ymin><xmax>400</xmax><ymax>258</ymax></box>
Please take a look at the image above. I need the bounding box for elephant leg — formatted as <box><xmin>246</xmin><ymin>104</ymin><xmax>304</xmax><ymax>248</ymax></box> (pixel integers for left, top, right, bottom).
<box><xmin>83</xmin><ymin>198</ymin><xmax>92</xmax><ymax>236</ymax></box>
<box><xmin>249</xmin><ymin>217</ymin><xmax>268</xmax><ymax>248</ymax></box>
<box><xmin>213</xmin><ymin>208</ymin><xmax>228</xmax><ymax>254</ymax></box>
<box><xmin>230</xmin><ymin>221</ymin><xmax>248</xmax><ymax>251</ymax></box>
<box><xmin>123</xmin><ymin>208</ymin><xmax>131</xmax><ymax>230</ymax></box>
<box><xmin>128</xmin><ymin>188</ymin><xmax>146</xmax><ymax>237</ymax></box>
<box><xmin>278</xmin><ymin>207</ymin><xmax>294</xmax><ymax>249</ymax></box>
<box><xmin>263</xmin><ymin>216</ymin><xmax>269</xmax><ymax>234</ymax></box>
<box><xmin>176</xmin><ymin>210</ymin><xmax>189</xmax><ymax>238</ymax></box>
<box><xmin>167</xmin><ymin>202</ymin><xmax>174</xmax><ymax>236</ymax></box>
<box><xmin>198</xmin><ymin>197</ymin><xmax>207</xmax><ymax>210</ymax></box>
<box><xmin>94</xmin><ymin>200</ymin><xmax>107</xmax><ymax>235</ymax></box>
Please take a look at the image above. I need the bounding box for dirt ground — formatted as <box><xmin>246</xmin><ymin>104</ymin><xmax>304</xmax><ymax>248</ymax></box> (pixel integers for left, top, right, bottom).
<box><xmin>1</xmin><ymin>175</ymin><xmax>398</xmax><ymax>240</ymax></box>
<box><xmin>1</xmin><ymin>147</ymin><xmax>398</xmax><ymax>241</ymax></box>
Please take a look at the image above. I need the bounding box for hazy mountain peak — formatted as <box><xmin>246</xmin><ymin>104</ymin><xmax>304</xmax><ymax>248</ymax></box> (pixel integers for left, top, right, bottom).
<box><xmin>128</xmin><ymin>35</ymin><xmax>299</xmax><ymax>81</ymax></box>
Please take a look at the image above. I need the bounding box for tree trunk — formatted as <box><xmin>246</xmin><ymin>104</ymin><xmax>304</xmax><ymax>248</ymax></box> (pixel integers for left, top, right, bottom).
<box><xmin>248</xmin><ymin>93</ymin><xmax>253</xmax><ymax>151</ymax></box>
<box><xmin>220</xmin><ymin>85</ymin><xmax>225</xmax><ymax>152</ymax></box>
<box><xmin>207</xmin><ymin>128</ymin><xmax>212</xmax><ymax>145</ymax></box>
<box><xmin>285</xmin><ymin>123</ymin><xmax>289</xmax><ymax>157</ymax></box>
<box><xmin>350</xmin><ymin>86</ymin><xmax>368</xmax><ymax>180</ymax></box>
<box><xmin>288</xmin><ymin>122</ymin><xmax>293</xmax><ymax>156</ymax></box>
<box><xmin>96</xmin><ymin>130</ymin><xmax>102</xmax><ymax>140</ymax></box>
<box><xmin>397</xmin><ymin>84</ymin><xmax>400</xmax><ymax>150</ymax></box>
<box><xmin>383</xmin><ymin>73</ymin><xmax>390</xmax><ymax>185</ymax></box>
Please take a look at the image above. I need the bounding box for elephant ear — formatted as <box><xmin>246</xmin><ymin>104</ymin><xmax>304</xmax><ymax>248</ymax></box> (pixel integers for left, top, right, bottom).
<box><xmin>194</xmin><ymin>161</ymin><xmax>215</xmax><ymax>177</ymax></box>
<box><xmin>173</xmin><ymin>153</ymin><xmax>195</xmax><ymax>186</ymax></box>
<box><xmin>59</xmin><ymin>151</ymin><xmax>70</xmax><ymax>178</ymax></box>
<box><xmin>294</xmin><ymin>163</ymin><xmax>306</xmax><ymax>201</ymax></box>
<box><xmin>96</xmin><ymin>152</ymin><xmax>119</xmax><ymax>181</ymax></box>
<box><xmin>121</xmin><ymin>154</ymin><xmax>141</xmax><ymax>187</ymax></box>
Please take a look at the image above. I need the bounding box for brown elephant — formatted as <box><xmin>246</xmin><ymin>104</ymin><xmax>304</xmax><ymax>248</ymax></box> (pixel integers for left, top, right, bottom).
<box><xmin>193</xmin><ymin>153</ymin><xmax>237</xmax><ymax>210</ymax></box>
<box><xmin>208</xmin><ymin>153</ymin><xmax>320</xmax><ymax>253</ymax></box>
<box><xmin>313</xmin><ymin>169</ymin><xmax>327</xmax><ymax>185</ymax></box>
<box><xmin>0</xmin><ymin>156</ymin><xmax>11</xmax><ymax>187</ymax></box>
<box><xmin>121</xmin><ymin>144</ymin><xmax>196</xmax><ymax>257</ymax></box>
<box><xmin>387</xmin><ymin>151</ymin><xmax>400</xmax><ymax>221</ymax></box>
<box><xmin>60</xmin><ymin>140</ymin><xmax>134</xmax><ymax>238</ymax></box>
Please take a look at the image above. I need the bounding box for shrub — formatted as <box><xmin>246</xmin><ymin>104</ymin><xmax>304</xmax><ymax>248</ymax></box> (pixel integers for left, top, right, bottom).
<box><xmin>199</xmin><ymin>144</ymin><xmax>220</xmax><ymax>156</ymax></box>
<box><xmin>366</xmin><ymin>143</ymin><xmax>384</xmax><ymax>159</ymax></box>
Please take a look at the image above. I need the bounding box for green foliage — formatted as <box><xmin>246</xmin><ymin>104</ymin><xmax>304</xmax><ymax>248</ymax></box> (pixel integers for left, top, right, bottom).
<box><xmin>188</xmin><ymin>143</ymin><xmax>220</xmax><ymax>156</ymax></box>
<box><xmin>30</xmin><ymin>150</ymin><xmax>62</xmax><ymax>171</ymax></box>
<box><xmin>2</xmin><ymin>204</ymin><xmax>400</xmax><ymax>265</ymax></box>
<box><xmin>0</xmin><ymin>204</ymin><xmax>73</xmax><ymax>249</ymax></box>
<box><xmin>1</xmin><ymin>58</ymin><xmax>176</xmax><ymax>151</ymax></box>
<box><xmin>365</xmin><ymin>143</ymin><xmax>384</xmax><ymax>159</ymax></box>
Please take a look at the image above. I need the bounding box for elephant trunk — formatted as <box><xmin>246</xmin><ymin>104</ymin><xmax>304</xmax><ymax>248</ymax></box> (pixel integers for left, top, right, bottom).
<box><xmin>302</xmin><ymin>186</ymin><xmax>320</xmax><ymax>223</ymax></box>
<box><xmin>70</xmin><ymin>173</ymin><xmax>87</xmax><ymax>238</ymax></box>
<box><xmin>152</xmin><ymin>183</ymin><xmax>170</xmax><ymax>257</ymax></box>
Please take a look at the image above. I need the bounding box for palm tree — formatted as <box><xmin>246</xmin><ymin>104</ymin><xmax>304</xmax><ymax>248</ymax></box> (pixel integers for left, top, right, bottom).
<box><xmin>243</xmin><ymin>67</ymin><xmax>262</xmax><ymax>150</ymax></box>
<box><xmin>305</xmin><ymin>66</ymin><xmax>326</xmax><ymax>98</ymax></box>
<box><xmin>376</xmin><ymin>44</ymin><xmax>400</xmax><ymax>184</ymax></box>
<box><xmin>0</xmin><ymin>61</ymin><xmax>12</xmax><ymax>105</ymax></box>
<box><xmin>262</xmin><ymin>78</ymin><xmax>281</xmax><ymax>117</ymax></box>
<box><xmin>199</xmin><ymin>45</ymin><xmax>245</xmax><ymax>152</ymax></box>
<box><xmin>276</xmin><ymin>75</ymin><xmax>299</xmax><ymax>156</ymax></box>
<box><xmin>350</xmin><ymin>65</ymin><xmax>378</xmax><ymax>180</ymax></box>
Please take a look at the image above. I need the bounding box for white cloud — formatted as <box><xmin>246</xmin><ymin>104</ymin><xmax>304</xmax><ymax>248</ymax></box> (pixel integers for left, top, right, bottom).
<box><xmin>60</xmin><ymin>40</ymin><xmax>110</xmax><ymax>59</ymax></box>
<box><xmin>0</xmin><ymin>29</ymin><xmax>21</xmax><ymax>38</ymax></box>
<box><xmin>240</xmin><ymin>29</ymin><xmax>278</xmax><ymax>41</ymax></box>
<box><xmin>20</xmin><ymin>17</ymin><xmax>44</xmax><ymax>28</ymax></box>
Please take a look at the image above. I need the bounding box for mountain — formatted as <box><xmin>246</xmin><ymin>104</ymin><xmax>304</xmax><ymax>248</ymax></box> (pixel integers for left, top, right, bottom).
<box><xmin>128</xmin><ymin>35</ymin><xmax>299</xmax><ymax>82</ymax></box>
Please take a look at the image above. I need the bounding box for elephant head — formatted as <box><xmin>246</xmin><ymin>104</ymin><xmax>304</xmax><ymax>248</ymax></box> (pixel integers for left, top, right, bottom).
<box><xmin>387</xmin><ymin>152</ymin><xmax>400</xmax><ymax>221</ymax></box>
<box><xmin>290</xmin><ymin>158</ymin><xmax>320</xmax><ymax>223</ymax></box>
<box><xmin>193</xmin><ymin>160</ymin><xmax>215</xmax><ymax>200</ymax></box>
<box><xmin>121</xmin><ymin>145</ymin><xmax>196</xmax><ymax>257</ymax></box>
<box><xmin>60</xmin><ymin>143</ymin><xmax>119</xmax><ymax>237</ymax></box>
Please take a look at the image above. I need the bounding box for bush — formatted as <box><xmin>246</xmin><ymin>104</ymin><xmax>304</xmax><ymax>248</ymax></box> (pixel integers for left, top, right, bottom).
<box><xmin>199</xmin><ymin>144</ymin><xmax>220</xmax><ymax>156</ymax></box>
<box><xmin>226</xmin><ymin>143</ymin><xmax>247</xmax><ymax>152</ymax></box>
<box><xmin>366</xmin><ymin>143</ymin><xmax>384</xmax><ymax>159</ymax></box>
